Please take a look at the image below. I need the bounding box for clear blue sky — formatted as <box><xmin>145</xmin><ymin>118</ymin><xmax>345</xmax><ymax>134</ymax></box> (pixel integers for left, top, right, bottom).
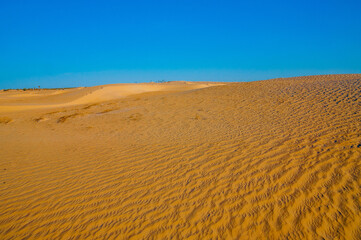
<box><xmin>1</xmin><ymin>0</ymin><xmax>360</xmax><ymax>89</ymax></box>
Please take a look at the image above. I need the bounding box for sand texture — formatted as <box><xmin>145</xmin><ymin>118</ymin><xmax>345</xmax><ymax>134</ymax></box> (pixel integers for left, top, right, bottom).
<box><xmin>1</xmin><ymin>75</ymin><xmax>361</xmax><ymax>239</ymax></box>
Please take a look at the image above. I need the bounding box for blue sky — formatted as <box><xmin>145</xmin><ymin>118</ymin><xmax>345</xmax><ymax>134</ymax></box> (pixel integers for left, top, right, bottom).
<box><xmin>0</xmin><ymin>0</ymin><xmax>360</xmax><ymax>89</ymax></box>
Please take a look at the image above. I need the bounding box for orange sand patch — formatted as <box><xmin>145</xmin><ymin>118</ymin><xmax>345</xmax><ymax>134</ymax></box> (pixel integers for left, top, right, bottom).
<box><xmin>1</xmin><ymin>75</ymin><xmax>361</xmax><ymax>239</ymax></box>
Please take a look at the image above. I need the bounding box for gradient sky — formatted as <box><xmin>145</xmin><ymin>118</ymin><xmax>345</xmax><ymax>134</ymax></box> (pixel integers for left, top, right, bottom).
<box><xmin>1</xmin><ymin>0</ymin><xmax>360</xmax><ymax>89</ymax></box>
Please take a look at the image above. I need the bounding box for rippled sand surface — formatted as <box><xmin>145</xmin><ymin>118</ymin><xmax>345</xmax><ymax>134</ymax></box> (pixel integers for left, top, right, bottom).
<box><xmin>1</xmin><ymin>75</ymin><xmax>361</xmax><ymax>239</ymax></box>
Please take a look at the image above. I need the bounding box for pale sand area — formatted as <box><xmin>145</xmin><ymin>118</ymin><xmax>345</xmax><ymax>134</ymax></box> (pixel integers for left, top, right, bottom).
<box><xmin>0</xmin><ymin>75</ymin><xmax>361</xmax><ymax>239</ymax></box>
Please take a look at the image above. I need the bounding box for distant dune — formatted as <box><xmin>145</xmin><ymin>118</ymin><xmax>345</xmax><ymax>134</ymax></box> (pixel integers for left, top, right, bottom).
<box><xmin>0</xmin><ymin>82</ymin><xmax>221</xmax><ymax>112</ymax></box>
<box><xmin>1</xmin><ymin>74</ymin><xmax>361</xmax><ymax>239</ymax></box>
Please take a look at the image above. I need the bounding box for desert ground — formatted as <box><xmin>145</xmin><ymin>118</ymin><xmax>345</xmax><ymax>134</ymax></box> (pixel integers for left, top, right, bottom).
<box><xmin>1</xmin><ymin>74</ymin><xmax>361</xmax><ymax>239</ymax></box>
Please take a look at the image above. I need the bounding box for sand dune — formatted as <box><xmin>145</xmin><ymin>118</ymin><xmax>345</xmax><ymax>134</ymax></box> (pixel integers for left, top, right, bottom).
<box><xmin>0</xmin><ymin>82</ymin><xmax>219</xmax><ymax>112</ymax></box>
<box><xmin>1</xmin><ymin>75</ymin><xmax>361</xmax><ymax>239</ymax></box>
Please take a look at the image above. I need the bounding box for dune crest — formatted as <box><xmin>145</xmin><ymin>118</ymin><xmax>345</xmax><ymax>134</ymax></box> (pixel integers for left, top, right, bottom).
<box><xmin>1</xmin><ymin>75</ymin><xmax>361</xmax><ymax>239</ymax></box>
<box><xmin>0</xmin><ymin>82</ymin><xmax>220</xmax><ymax>112</ymax></box>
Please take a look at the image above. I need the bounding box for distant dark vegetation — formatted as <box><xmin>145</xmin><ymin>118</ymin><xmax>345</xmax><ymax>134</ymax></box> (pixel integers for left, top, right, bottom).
<box><xmin>1</xmin><ymin>87</ymin><xmax>76</xmax><ymax>91</ymax></box>
<box><xmin>2</xmin><ymin>80</ymin><xmax>170</xmax><ymax>91</ymax></box>
<box><xmin>155</xmin><ymin>80</ymin><xmax>167</xmax><ymax>83</ymax></box>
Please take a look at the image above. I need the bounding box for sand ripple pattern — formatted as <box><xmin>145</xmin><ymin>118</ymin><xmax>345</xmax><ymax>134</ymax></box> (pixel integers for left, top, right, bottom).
<box><xmin>1</xmin><ymin>74</ymin><xmax>361</xmax><ymax>239</ymax></box>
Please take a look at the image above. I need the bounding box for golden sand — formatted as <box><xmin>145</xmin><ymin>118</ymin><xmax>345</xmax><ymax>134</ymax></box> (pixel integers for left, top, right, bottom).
<box><xmin>1</xmin><ymin>75</ymin><xmax>361</xmax><ymax>239</ymax></box>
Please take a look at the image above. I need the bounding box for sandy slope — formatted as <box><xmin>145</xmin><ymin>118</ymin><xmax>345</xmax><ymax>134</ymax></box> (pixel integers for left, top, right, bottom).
<box><xmin>1</xmin><ymin>75</ymin><xmax>361</xmax><ymax>239</ymax></box>
<box><xmin>0</xmin><ymin>82</ymin><xmax>218</xmax><ymax>112</ymax></box>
